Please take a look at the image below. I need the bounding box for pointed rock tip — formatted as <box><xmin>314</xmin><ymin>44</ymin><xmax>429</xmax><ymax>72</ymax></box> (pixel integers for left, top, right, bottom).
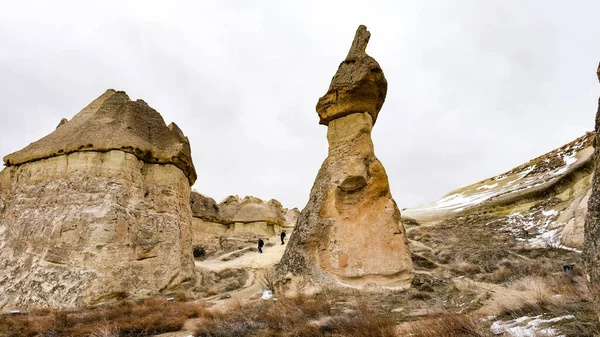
<box><xmin>347</xmin><ymin>25</ymin><xmax>371</xmax><ymax>59</ymax></box>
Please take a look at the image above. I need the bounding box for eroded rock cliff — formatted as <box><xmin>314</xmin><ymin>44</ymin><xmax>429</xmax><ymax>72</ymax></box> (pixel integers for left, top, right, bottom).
<box><xmin>277</xmin><ymin>25</ymin><xmax>413</xmax><ymax>292</ymax></box>
<box><xmin>0</xmin><ymin>90</ymin><xmax>195</xmax><ymax>309</ymax></box>
<box><xmin>583</xmin><ymin>63</ymin><xmax>600</xmax><ymax>320</ymax></box>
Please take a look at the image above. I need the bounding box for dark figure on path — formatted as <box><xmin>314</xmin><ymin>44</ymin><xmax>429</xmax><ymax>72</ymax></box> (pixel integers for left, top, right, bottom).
<box><xmin>258</xmin><ymin>238</ymin><xmax>264</xmax><ymax>253</ymax></box>
<box><xmin>280</xmin><ymin>231</ymin><xmax>286</xmax><ymax>245</ymax></box>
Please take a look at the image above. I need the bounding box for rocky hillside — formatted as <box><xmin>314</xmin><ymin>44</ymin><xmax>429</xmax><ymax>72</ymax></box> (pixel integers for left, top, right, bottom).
<box><xmin>403</xmin><ymin>132</ymin><xmax>594</xmax><ymax>249</ymax></box>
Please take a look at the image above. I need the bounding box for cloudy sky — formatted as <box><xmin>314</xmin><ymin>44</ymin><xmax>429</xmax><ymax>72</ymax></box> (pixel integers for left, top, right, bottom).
<box><xmin>1</xmin><ymin>1</ymin><xmax>599</xmax><ymax>209</ymax></box>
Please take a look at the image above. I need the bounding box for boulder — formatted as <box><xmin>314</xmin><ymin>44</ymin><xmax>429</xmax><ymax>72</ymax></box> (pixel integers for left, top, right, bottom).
<box><xmin>190</xmin><ymin>191</ymin><xmax>220</xmax><ymax>222</ymax></box>
<box><xmin>277</xmin><ymin>26</ymin><xmax>413</xmax><ymax>292</ymax></box>
<box><xmin>0</xmin><ymin>90</ymin><xmax>195</xmax><ymax>309</ymax></box>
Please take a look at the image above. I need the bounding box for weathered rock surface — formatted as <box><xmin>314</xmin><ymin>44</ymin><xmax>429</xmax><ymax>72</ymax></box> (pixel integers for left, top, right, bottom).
<box><xmin>3</xmin><ymin>89</ymin><xmax>196</xmax><ymax>185</ymax></box>
<box><xmin>218</xmin><ymin>195</ymin><xmax>285</xmax><ymax>226</ymax></box>
<box><xmin>316</xmin><ymin>25</ymin><xmax>387</xmax><ymax>126</ymax></box>
<box><xmin>189</xmin><ymin>192</ymin><xmax>295</xmax><ymax>252</ymax></box>
<box><xmin>190</xmin><ymin>192</ymin><xmax>220</xmax><ymax>222</ymax></box>
<box><xmin>404</xmin><ymin>132</ymin><xmax>594</xmax><ymax>250</ymax></box>
<box><xmin>559</xmin><ymin>188</ymin><xmax>590</xmax><ymax>249</ymax></box>
<box><xmin>277</xmin><ymin>26</ymin><xmax>413</xmax><ymax>291</ymax></box>
<box><xmin>583</xmin><ymin>63</ymin><xmax>600</xmax><ymax>320</ymax></box>
<box><xmin>0</xmin><ymin>91</ymin><xmax>196</xmax><ymax>309</ymax></box>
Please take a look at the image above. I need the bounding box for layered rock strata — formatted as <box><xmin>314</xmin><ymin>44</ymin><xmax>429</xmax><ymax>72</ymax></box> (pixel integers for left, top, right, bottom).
<box><xmin>584</xmin><ymin>63</ymin><xmax>600</xmax><ymax>320</ymax></box>
<box><xmin>277</xmin><ymin>25</ymin><xmax>413</xmax><ymax>291</ymax></box>
<box><xmin>0</xmin><ymin>89</ymin><xmax>195</xmax><ymax>309</ymax></box>
<box><xmin>403</xmin><ymin>132</ymin><xmax>594</xmax><ymax>250</ymax></box>
<box><xmin>190</xmin><ymin>193</ymin><xmax>297</xmax><ymax>239</ymax></box>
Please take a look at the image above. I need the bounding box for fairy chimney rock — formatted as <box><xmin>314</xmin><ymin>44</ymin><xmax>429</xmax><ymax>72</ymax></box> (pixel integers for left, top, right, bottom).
<box><xmin>0</xmin><ymin>90</ymin><xmax>196</xmax><ymax>309</ymax></box>
<box><xmin>277</xmin><ymin>26</ymin><xmax>413</xmax><ymax>292</ymax></box>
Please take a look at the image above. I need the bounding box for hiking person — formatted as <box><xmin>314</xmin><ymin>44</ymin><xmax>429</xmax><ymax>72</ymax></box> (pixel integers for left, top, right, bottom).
<box><xmin>280</xmin><ymin>230</ymin><xmax>286</xmax><ymax>245</ymax></box>
<box><xmin>258</xmin><ymin>238</ymin><xmax>264</xmax><ymax>253</ymax></box>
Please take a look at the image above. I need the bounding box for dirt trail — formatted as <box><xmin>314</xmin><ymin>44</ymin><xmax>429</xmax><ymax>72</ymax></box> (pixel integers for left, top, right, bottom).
<box><xmin>195</xmin><ymin>241</ymin><xmax>287</xmax><ymax>272</ymax></box>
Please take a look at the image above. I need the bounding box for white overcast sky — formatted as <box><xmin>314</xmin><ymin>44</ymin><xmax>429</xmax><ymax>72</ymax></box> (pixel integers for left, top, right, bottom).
<box><xmin>1</xmin><ymin>1</ymin><xmax>599</xmax><ymax>209</ymax></box>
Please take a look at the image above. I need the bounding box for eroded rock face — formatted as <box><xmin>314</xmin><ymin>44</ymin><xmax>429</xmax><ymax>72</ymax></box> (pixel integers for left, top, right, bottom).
<box><xmin>3</xmin><ymin>89</ymin><xmax>196</xmax><ymax>185</ymax></box>
<box><xmin>189</xmin><ymin>192</ymin><xmax>292</xmax><ymax>251</ymax></box>
<box><xmin>218</xmin><ymin>195</ymin><xmax>285</xmax><ymax>226</ymax></box>
<box><xmin>316</xmin><ymin>25</ymin><xmax>387</xmax><ymax>126</ymax></box>
<box><xmin>560</xmin><ymin>189</ymin><xmax>590</xmax><ymax>249</ymax></box>
<box><xmin>0</xmin><ymin>91</ymin><xmax>195</xmax><ymax>309</ymax></box>
<box><xmin>277</xmin><ymin>26</ymin><xmax>413</xmax><ymax>291</ymax></box>
<box><xmin>583</xmin><ymin>63</ymin><xmax>600</xmax><ymax>320</ymax></box>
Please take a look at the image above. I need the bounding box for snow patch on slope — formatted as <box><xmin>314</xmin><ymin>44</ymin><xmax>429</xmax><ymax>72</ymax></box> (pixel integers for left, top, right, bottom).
<box><xmin>490</xmin><ymin>314</ymin><xmax>574</xmax><ymax>336</ymax></box>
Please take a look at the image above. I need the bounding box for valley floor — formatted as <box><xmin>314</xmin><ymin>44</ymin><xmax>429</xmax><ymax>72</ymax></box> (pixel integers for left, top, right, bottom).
<box><xmin>2</xmin><ymin>211</ymin><xmax>598</xmax><ymax>337</ymax></box>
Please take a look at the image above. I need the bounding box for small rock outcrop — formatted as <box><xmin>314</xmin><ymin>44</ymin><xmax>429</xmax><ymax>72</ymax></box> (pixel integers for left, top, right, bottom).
<box><xmin>584</xmin><ymin>62</ymin><xmax>600</xmax><ymax>320</ymax></box>
<box><xmin>189</xmin><ymin>192</ymin><xmax>295</xmax><ymax>244</ymax></box>
<box><xmin>277</xmin><ymin>25</ymin><xmax>413</xmax><ymax>291</ymax></box>
<box><xmin>0</xmin><ymin>90</ymin><xmax>196</xmax><ymax>309</ymax></box>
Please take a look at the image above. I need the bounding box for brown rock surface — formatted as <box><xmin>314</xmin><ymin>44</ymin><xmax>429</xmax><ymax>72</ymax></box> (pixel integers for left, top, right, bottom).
<box><xmin>0</xmin><ymin>91</ymin><xmax>196</xmax><ymax>309</ymax></box>
<box><xmin>583</xmin><ymin>62</ymin><xmax>600</xmax><ymax>320</ymax></box>
<box><xmin>190</xmin><ymin>192</ymin><xmax>220</xmax><ymax>222</ymax></box>
<box><xmin>217</xmin><ymin>195</ymin><xmax>285</xmax><ymax>226</ymax></box>
<box><xmin>316</xmin><ymin>25</ymin><xmax>387</xmax><ymax>126</ymax></box>
<box><xmin>3</xmin><ymin>89</ymin><xmax>196</xmax><ymax>185</ymax></box>
<box><xmin>277</xmin><ymin>26</ymin><xmax>413</xmax><ymax>291</ymax></box>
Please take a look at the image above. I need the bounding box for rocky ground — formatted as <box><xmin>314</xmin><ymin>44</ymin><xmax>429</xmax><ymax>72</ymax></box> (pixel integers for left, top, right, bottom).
<box><xmin>3</xmin><ymin>207</ymin><xmax>597</xmax><ymax>336</ymax></box>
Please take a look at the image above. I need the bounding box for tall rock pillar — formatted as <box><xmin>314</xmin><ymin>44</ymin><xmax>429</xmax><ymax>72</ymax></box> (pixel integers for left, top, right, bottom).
<box><xmin>584</xmin><ymin>63</ymin><xmax>600</xmax><ymax>320</ymax></box>
<box><xmin>277</xmin><ymin>26</ymin><xmax>413</xmax><ymax>291</ymax></box>
<box><xmin>0</xmin><ymin>90</ymin><xmax>196</xmax><ymax>309</ymax></box>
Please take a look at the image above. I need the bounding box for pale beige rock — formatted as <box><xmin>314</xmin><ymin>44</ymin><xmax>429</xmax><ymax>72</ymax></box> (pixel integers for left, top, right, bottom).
<box><xmin>218</xmin><ymin>195</ymin><xmax>285</xmax><ymax>226</ymax></box>
<box><xmin>232</xmin><ymin>221</ymin><xmax>273</xmax><ymax>236</ymax></box>
<box><xmin>0</xmin><ymin>151</ymin><xmax>194</xmax><ymax>309</ymax></box>
<box><xmin>3</xmin><ymin>89</ymin><xmax>196</xmax><ymax>184</ymax></box>
<box><xmin>559</xmin><ymin>189</ymin><xmax>590</xmax><ymax>249</ymax></box>
<box><xmin>316</xmin><ymin>25</ymin><xmax>387</xmax><ymax>125</ymax></box>
<box><xmin>191</xmin><ymin>218</ymin><xmax>228</xmax><ymax>235</ymax></box>
<box><xmin>284</xmin><ymin>208</ymin><xmax>300</xmax><ymax>228</ymax></box>
<box><xmin>277</xmin><ymin>26</ymin><xmax>413</xmax><ymax>291</ymax></box>
<box><xmin>190</xmin><ymin>192</ymin><xmax>220</xmax><ymax>222</ymax></box>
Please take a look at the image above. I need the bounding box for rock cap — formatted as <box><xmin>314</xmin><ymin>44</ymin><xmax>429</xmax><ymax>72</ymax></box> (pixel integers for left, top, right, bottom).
<box><xmin>3</xmin><ymin>89</ymin><xmax>196</xmax><ymax>184</ymax></box>
<box><xmin>316</xmin><ymin>25</ymin><xmax>387</xmax><ymax>125</ymax></box>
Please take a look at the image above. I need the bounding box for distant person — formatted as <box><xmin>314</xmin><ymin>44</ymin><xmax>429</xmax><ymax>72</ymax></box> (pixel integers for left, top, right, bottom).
<box><xmin>258</xmin><ymin>238</ymin><xmax>264</xmax><ymax>253</ymax></box>
<box><xmin>280</xmin><ymin>230</ymin><xmax>286</xmax><ymax>245</ymax></box>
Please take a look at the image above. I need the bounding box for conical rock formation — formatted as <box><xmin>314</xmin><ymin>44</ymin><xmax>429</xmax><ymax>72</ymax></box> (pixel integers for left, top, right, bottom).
<box><xmin>584</xmin><ymin>62</ymin><xmax>600</xmax><ymax>320</ymax></box>
<box><xmin>277</xmin><ymin>26</ymin><xmax>413</xmax><ymax>292</ymax></box>
<box><xmin>0</xmin><ymin>90</ymin><xmax>195</xmax><ymax>309</ymax></box>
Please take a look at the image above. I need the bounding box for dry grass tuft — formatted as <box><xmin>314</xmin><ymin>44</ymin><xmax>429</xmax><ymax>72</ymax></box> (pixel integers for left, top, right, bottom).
<box><xmin>0</xmin><ymin>297</ymin><xmax>206</xmax><ymax>337</ymax></box>
<box><xmin>397</xmin><ymin>314</ymin><xmax>486</xmax><ymax>337</ymax></box>
<box><xmin>195</xmin><ymin>292</ymin><xmax>397</xmax><ymax>337</ymax></box>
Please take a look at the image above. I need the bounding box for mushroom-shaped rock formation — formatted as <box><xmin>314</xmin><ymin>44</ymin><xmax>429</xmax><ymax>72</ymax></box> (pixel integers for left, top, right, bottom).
<box><xmin>4</xmin><ymin>89</ymin><xmax>196</xmax><ymax>185</ymax></box>
<box><xmin>316</xmin><ymin>25</ymin><xmax>387</xmax><ymax>125</ymax></box>
<box><xmin>277</xmin><ymin>26</ymin><xmax>413</xmax><ymax>292</ymax></box>
<box><xmin>0</xmin><ymin>90</ymin><xmax>196</xmax><ymax>309</ymax></box>
<box><xmin>584</xmin><ymin>62</ymin><xmax>600</xmax><ymax>320</ymax></box>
